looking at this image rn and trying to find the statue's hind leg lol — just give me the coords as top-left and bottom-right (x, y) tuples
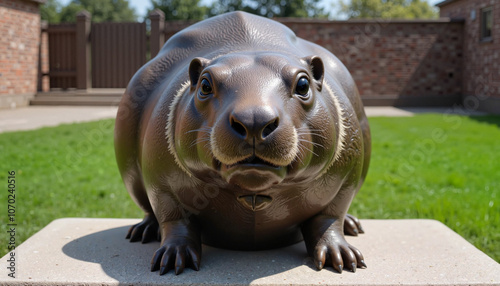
(344, 213), (364, 236)
(126, 212), (160, 243)
(123, 175), (160, 243)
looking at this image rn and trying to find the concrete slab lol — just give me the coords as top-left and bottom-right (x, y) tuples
(1, 218), (499, 285)
(0, 106), (118, 133)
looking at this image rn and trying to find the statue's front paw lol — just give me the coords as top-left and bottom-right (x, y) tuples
(150, 239), (201, 275)
(302, 215), (366, 273)
(311, 236), (366, 273)
(150, 220), (201, 275)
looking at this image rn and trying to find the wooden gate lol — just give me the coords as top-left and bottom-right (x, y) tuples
(45, 23), (77, 89)
(91, 22), (147, 88)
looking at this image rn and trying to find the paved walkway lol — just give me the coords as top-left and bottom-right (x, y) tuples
(0, 106), (118, 133)
(0, 106), (487, 133)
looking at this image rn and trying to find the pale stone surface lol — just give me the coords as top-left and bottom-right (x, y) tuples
(1, 218), (499, 285)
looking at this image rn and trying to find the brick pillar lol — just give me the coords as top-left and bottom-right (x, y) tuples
(150, 9), (165, 59)
(76, 10), (91, 90)
(38, 21), (49, 92)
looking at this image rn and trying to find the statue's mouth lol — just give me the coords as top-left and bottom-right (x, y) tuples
(237, 194), (272, 211)
(217, 155), (281, 170)
(215, 155), (286, 192)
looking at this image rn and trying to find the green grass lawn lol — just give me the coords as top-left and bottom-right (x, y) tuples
(1, 114), (499, 262)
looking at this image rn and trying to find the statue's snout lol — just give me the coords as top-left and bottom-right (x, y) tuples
(229, 106), (280, 142)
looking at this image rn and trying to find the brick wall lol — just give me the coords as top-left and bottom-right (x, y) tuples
(439, 0), (500, 113)
(281, 19), (463, 106)
(165, 18), (464, 106)
(0, 0), (41, 109)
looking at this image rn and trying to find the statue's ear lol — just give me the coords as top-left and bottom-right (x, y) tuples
(304, 55), (324, 91)
(189, 57), (210, 87)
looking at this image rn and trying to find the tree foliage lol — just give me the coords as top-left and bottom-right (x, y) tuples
(41, 0), (437, 23)
(209, 0), (249, 16)
(40, 0), (62, 23)
(40, 0), (137, 23)
(209, 0), (329, 18)
(339, 0), (438, 19)
(150, 0), (208, 20)
(149, 0), (329, 20)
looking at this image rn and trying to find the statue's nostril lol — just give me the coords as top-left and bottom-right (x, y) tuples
(230, 117), (247, 138)
(262, 118), (279, 139)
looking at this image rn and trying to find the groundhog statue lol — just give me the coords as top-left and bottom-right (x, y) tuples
(115, 11), (371, 275)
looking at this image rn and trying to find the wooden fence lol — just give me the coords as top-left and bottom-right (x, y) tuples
(91, 22), (146, 88)
(41, 11), (146, 90)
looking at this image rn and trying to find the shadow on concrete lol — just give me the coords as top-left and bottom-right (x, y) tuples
(62, 225), (316, 285)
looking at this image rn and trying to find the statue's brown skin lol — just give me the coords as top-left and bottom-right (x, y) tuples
(115, 11), (371, 275)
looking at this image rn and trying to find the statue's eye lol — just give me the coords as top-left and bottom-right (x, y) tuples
(295, 77), (310, 98)
(200, 78), (213, 96)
